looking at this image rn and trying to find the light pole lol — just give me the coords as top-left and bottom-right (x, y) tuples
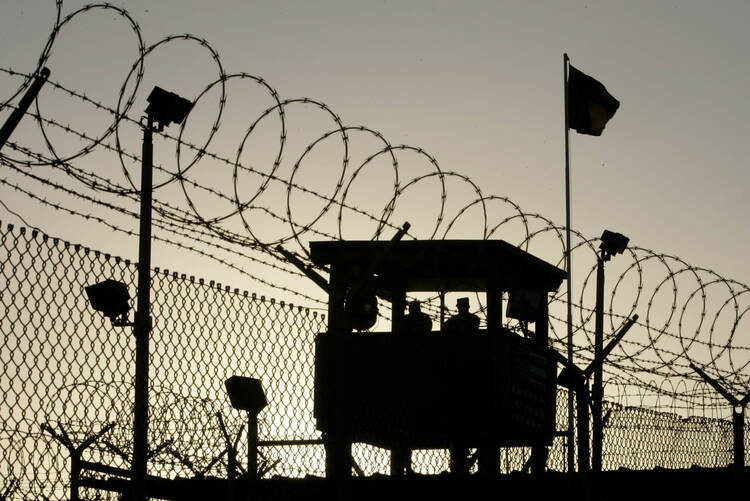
(592, 229), (629, 474)
(225, 376), (268, 490)
(130, 86), (192, 501)
(85, 88), (191, 500)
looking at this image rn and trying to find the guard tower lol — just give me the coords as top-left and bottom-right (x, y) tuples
(310, 239), (566, 478)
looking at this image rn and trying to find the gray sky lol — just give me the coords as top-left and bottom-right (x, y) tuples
(2, 1), (749, 380)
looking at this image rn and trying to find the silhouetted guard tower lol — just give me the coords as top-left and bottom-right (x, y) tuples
(310, 239), (566, 478)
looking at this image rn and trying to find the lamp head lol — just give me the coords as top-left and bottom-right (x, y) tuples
(599, 230), (629, 259)
(145, 86), (193, 129)
(225, 376), (267, 415)
(85, 280), (130, 323)
(506, 288), (542, 322)
(557, 367), (582, 390)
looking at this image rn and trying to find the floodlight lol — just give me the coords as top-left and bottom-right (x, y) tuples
(556, 367), (581, 391)
(225, 376), (267, 484)
(599, 230), (629, 258)
(506, 288), (542, 322)
(145, 86), (193, 129)
(85, 279), (130, 324)
(225, 376), (267, 415)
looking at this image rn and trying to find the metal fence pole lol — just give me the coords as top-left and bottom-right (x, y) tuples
(248, 411), (258, 484)
(132, 117), (154, 501)
(690, 363), (750, 469)
(592, 254), (605, 473)
(733, 407), (745, 468)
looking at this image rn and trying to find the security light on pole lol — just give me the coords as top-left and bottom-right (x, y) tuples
(126, 86), (193, 501)
(592, 228), (629, 474)
(225, 376), (267, 484)
(84, 85), (193, 501)
(85, 279), (133, 327)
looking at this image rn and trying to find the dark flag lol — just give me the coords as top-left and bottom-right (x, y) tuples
(567, 65), (620, 136)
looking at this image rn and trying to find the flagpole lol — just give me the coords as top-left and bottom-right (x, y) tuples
(563, 52), (575, 474)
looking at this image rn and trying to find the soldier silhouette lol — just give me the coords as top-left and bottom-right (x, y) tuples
(443, 297), (479, 334)
(403, 300), (432, 334)
(443, 297), (480, 473)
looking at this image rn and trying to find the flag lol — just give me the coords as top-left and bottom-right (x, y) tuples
(567, 64), (620, 136)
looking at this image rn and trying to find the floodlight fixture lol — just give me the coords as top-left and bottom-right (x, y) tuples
(85, 279), (132, 326)
(225, 376), (267, 483)
(145, 86), (193, 130)
(225, 376), (268, 415)
(123, 84), (195, 501)
(591, 228), (629, 473)
(506, 288), (543, 322)
(556, 366), (581, 391)
(599, 229), (629, 260)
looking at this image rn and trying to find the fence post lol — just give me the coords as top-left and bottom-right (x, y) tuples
(576, 381), (590, 474)
(690, 363), (750, 468)
(248, 410), (259, 485)
(592, 254), (605, 473)
(733, 406), (745, 468)
(41, 422), (114, 501)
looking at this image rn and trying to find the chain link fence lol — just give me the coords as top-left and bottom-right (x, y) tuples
(0, 222), (746, 499)
(0, 222), (326, 499)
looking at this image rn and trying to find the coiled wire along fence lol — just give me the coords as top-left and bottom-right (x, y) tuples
(0, 222), (746, 500)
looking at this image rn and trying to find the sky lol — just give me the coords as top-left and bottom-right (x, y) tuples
(1, 1), (750, 384)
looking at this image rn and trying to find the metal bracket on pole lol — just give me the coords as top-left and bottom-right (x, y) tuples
(275, 245), (330, 293)
(690, 363), (750, 468)
(0, 68), (50, 151)
(583, 314), (639, 380)
(276, 221), (411, 302)
(554, 313), (638, 475)
(589, 312), (638, 474)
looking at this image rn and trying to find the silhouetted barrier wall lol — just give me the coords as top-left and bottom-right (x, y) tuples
(0, 222), (746, 500)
